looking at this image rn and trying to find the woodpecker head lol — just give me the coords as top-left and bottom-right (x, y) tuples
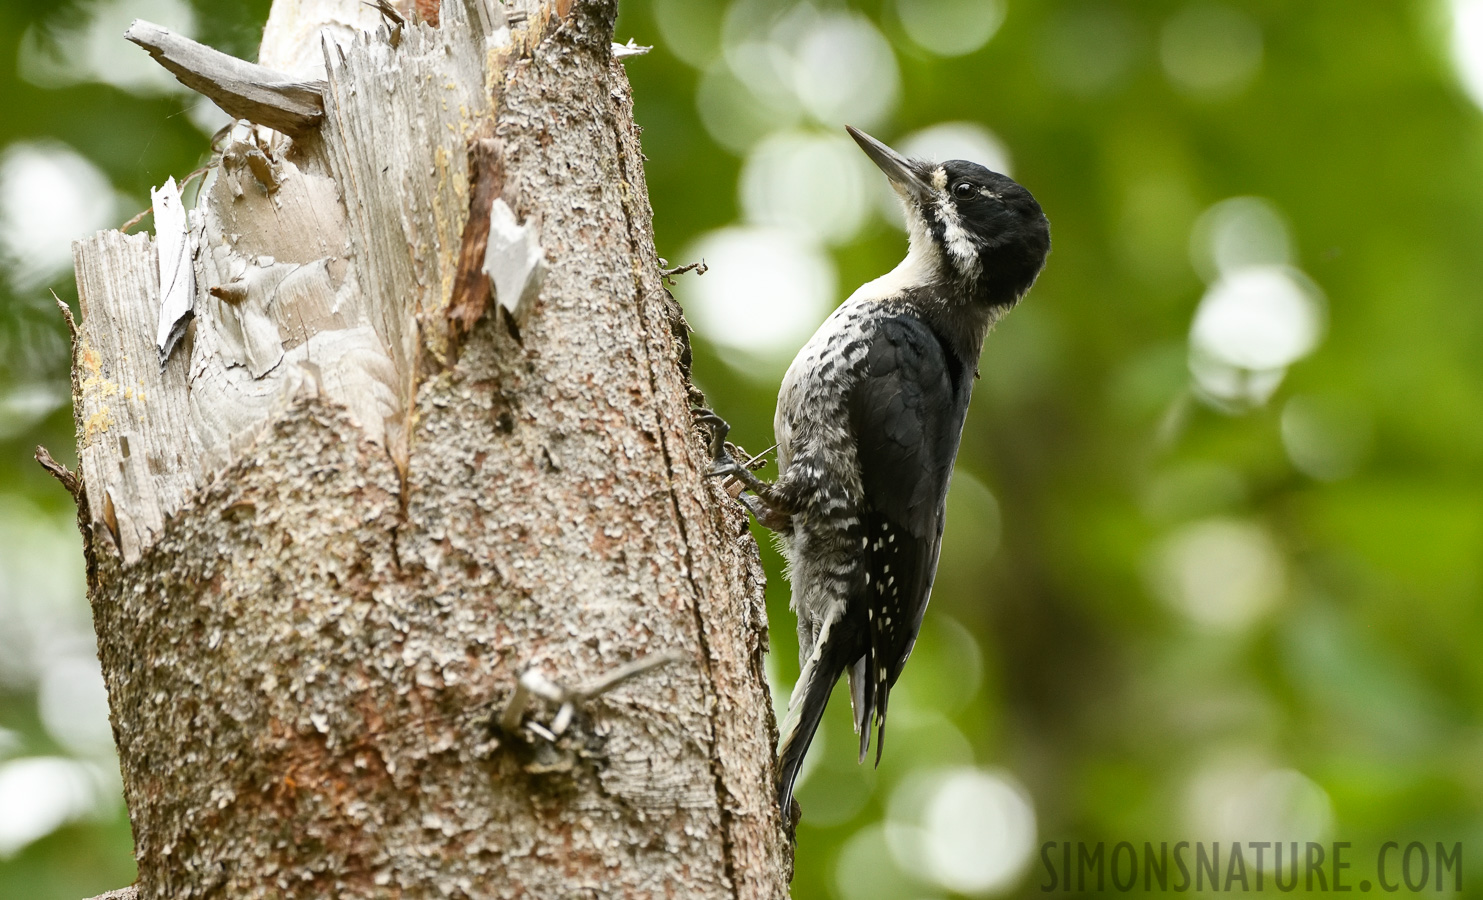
(847, 126), (1050, 305)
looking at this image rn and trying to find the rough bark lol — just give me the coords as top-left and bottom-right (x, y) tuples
(66, 1), (790, 897)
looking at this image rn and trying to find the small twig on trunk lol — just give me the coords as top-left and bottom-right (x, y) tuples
(50, 290), (77, 339)
(35, 446), (82, 503)
(659, 258), (707, 286)
(499, 649), (685, 737)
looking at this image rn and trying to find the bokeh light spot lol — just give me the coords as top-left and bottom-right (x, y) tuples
(1281, 393), (1374, 481)
(740, 130), (874, 245)
(835, 823), (930, 900)
(697, 60), (798, 155)
(894, 0), (1006, 58)
(677, 226), (835, 358)
(1188, 265), (1324, 408)
(0, 757), (109, 858)
(18, 0), (199, 96)
(1160, 3), (1263, 98)
(0, 499), (92, 691)
(39, 656), (115, 758)
(652, 0), (725, 68)
(791, 12), (901, 129)
(1449, 0), (1483, 111)
(1151, 518), (1286, 630)
(887, 767), (1037, 895)
(1190, 196), (1291, 283)
(1186, 757), (1333, 849)
(0, 142), (120, 293)
(1190, 266), (1323, 371)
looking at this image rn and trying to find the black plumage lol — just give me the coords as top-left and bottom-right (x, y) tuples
(697, 126), (1051, 827)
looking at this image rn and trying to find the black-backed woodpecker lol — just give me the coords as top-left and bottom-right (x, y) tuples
(697, 126), (1051, 824)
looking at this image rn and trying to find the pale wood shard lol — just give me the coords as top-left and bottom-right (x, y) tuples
(125, 20), (327, 136)
(150, 177), (194, 366)
(612, 38), (652, 59)
(483, 197), (547, 329)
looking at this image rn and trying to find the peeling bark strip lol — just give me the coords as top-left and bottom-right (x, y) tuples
(446, 138), (504, 343)
(70, 0), (789, 897)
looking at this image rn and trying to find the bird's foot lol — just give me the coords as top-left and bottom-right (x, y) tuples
(692, 408), (741, 473)
(691, 408), (793, 532)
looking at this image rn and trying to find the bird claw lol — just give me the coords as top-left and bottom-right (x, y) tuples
(691, 407), (738, 473)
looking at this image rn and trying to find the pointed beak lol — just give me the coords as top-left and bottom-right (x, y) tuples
(846, 125), (933, 203)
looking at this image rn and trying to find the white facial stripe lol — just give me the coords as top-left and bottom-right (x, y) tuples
(934, 193), (981, 280)
(856, 164), (989, 296)
(979, 187), (1001, 200)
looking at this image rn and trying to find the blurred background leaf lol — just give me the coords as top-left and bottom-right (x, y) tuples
(2, 1), (1481, 897)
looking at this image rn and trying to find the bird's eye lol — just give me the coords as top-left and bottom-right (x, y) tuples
(952, 182), (976, 200)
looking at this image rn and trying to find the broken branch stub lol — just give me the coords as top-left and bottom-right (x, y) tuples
(125, 20), (326, 136)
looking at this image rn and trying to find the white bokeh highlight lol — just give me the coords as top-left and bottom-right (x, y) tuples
(741, 130), (875, 245)
(1151, 518), (1286, 631)
(1450, 0), (1483, 110)
(18, 0), (198, 96)
(1186, 756), (1334, 851)
(39, 656), (116, 758)
(0, 499), (123, 856)
(0, 142), (121, 292)
(0, 499), (93, 690)
(895, 0), (1006, 58)
(792, 12), (900, 128)
(1191, 266), (1324, 372)
(678, 226), (835, 357)
(1189, 196), (1290, 283)
(0, 757), (115, 857)
(1189, 266), (1325, 406)
(0, 383), (69, 442)
(700, 3), (900, 154)
(887, 767), (1037, 896)
(1185, 198), (1323, 408)
(835, 824), (924, 900)
(651, 0), (724, 68)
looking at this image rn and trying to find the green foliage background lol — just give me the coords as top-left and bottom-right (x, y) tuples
(1, 1), (1480, 897)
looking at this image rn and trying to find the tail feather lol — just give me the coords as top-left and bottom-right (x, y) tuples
(777, 630), (851, 817)
(873, 686), (890, 765)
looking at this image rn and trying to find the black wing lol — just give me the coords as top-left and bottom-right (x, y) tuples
(846, 313), (967, 762)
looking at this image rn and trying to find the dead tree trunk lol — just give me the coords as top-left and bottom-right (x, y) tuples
(62, 1), (789, 896)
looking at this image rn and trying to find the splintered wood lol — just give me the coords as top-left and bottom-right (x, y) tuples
(74, 0), (515, 562)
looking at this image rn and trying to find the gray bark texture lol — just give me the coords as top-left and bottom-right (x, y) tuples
(63, 0), (791, 897)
